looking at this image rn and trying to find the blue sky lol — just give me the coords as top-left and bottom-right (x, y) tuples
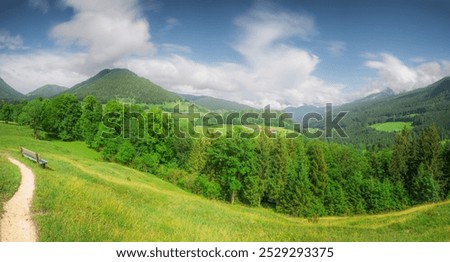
(0, 0), (449, 108)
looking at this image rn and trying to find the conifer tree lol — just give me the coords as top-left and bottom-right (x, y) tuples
(266, 135), (289, 204)
(390, 127), (411, 183)
(411, 163), (440, 204)
(416, 124), (443, 198)
(307, 141), (328, 200)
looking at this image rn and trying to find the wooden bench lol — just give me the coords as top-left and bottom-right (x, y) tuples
(19, 146), (48, 168)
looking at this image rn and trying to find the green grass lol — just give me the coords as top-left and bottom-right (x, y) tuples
(0, 123), (449, 241)
(370, 122), (413, 132)
(0, 154), (21, 214)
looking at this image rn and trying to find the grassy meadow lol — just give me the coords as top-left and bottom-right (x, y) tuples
(0, 123), (449, 241)
(0, 153), (20, 214)
(193, 124), (297, 137)
(370, 122), (413, 132)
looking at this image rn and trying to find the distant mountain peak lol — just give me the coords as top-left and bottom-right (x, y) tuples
(381, 87), (395, 95)
(66, 68), (181, 104)
(99, 68), (136, 75)
(353, 87), (396, 104)
(27, 84), (68, 98)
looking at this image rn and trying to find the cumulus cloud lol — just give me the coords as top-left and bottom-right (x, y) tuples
(2, 0), (346, 108)
(50, 0), (155, 71)
(118, 3), (344, 108)
(0, 30), (25, 50)
(0, 52), (87, 93)
(1, 0), (155, 92)
(233, 4), (316, 51)
(365, 53), (450, 92)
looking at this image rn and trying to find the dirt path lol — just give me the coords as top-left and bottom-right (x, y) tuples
(0, 157), (37, 242)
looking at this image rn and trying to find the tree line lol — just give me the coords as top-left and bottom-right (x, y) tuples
(1, 95), (449, 217)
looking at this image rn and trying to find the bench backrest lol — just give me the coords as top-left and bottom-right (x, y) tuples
(19, 146), (40, 162)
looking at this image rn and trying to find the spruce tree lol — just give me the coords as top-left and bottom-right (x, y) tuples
(390, 127), (411, 184)
(411, 163), (440, 204)
(416, 124), (444, 199)
(307, 141), (328, 200)
(266, 135), (289, 205)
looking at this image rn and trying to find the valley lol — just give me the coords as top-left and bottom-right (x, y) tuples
(0, 123), (448, 241)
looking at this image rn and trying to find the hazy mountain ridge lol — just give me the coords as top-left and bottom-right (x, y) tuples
(352, 88), (396, 104)
(284, 104), (322, 123)
(0, 77), (25, 101)
(180, 94), (255, 112)
(335, 76), (450, 146)
(27, 84), (68, 99)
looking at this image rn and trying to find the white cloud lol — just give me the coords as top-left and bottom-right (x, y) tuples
(233, 3), (315, 56)
(28, 0), (50, 13)
(365, 53), (450, 92)
(2, 1), (346, 108)
(118, 3), (344, 109)
(327, 41), (346, 56)
(50, 0), (155, 71)
(0, 51), (88, 93)
(0, 30), (25, 50)
(1, 0), (155, 92)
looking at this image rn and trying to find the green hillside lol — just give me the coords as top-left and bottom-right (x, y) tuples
(27, 84), (68, 99)
(0, 123), (449, 241)
(181, 94), (255, 112)
(0, 77), (25, 102)
(66, 69), (181, 104)
(0, 154), (20, 214)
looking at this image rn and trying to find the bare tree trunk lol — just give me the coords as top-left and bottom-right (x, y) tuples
(231, 191), (236, 204)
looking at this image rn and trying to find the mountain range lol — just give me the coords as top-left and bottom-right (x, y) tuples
(352, 87), (396, 104)
(1, 68), (449, 143)
(0, 68), (254, 111)
(284, 77), (450, 146)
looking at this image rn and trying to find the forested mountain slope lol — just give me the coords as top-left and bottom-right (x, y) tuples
(0, 77), (25, 101)
(66, 68), (181, 104)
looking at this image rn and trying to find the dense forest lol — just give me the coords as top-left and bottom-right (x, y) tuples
(1, 94), (449, 217)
